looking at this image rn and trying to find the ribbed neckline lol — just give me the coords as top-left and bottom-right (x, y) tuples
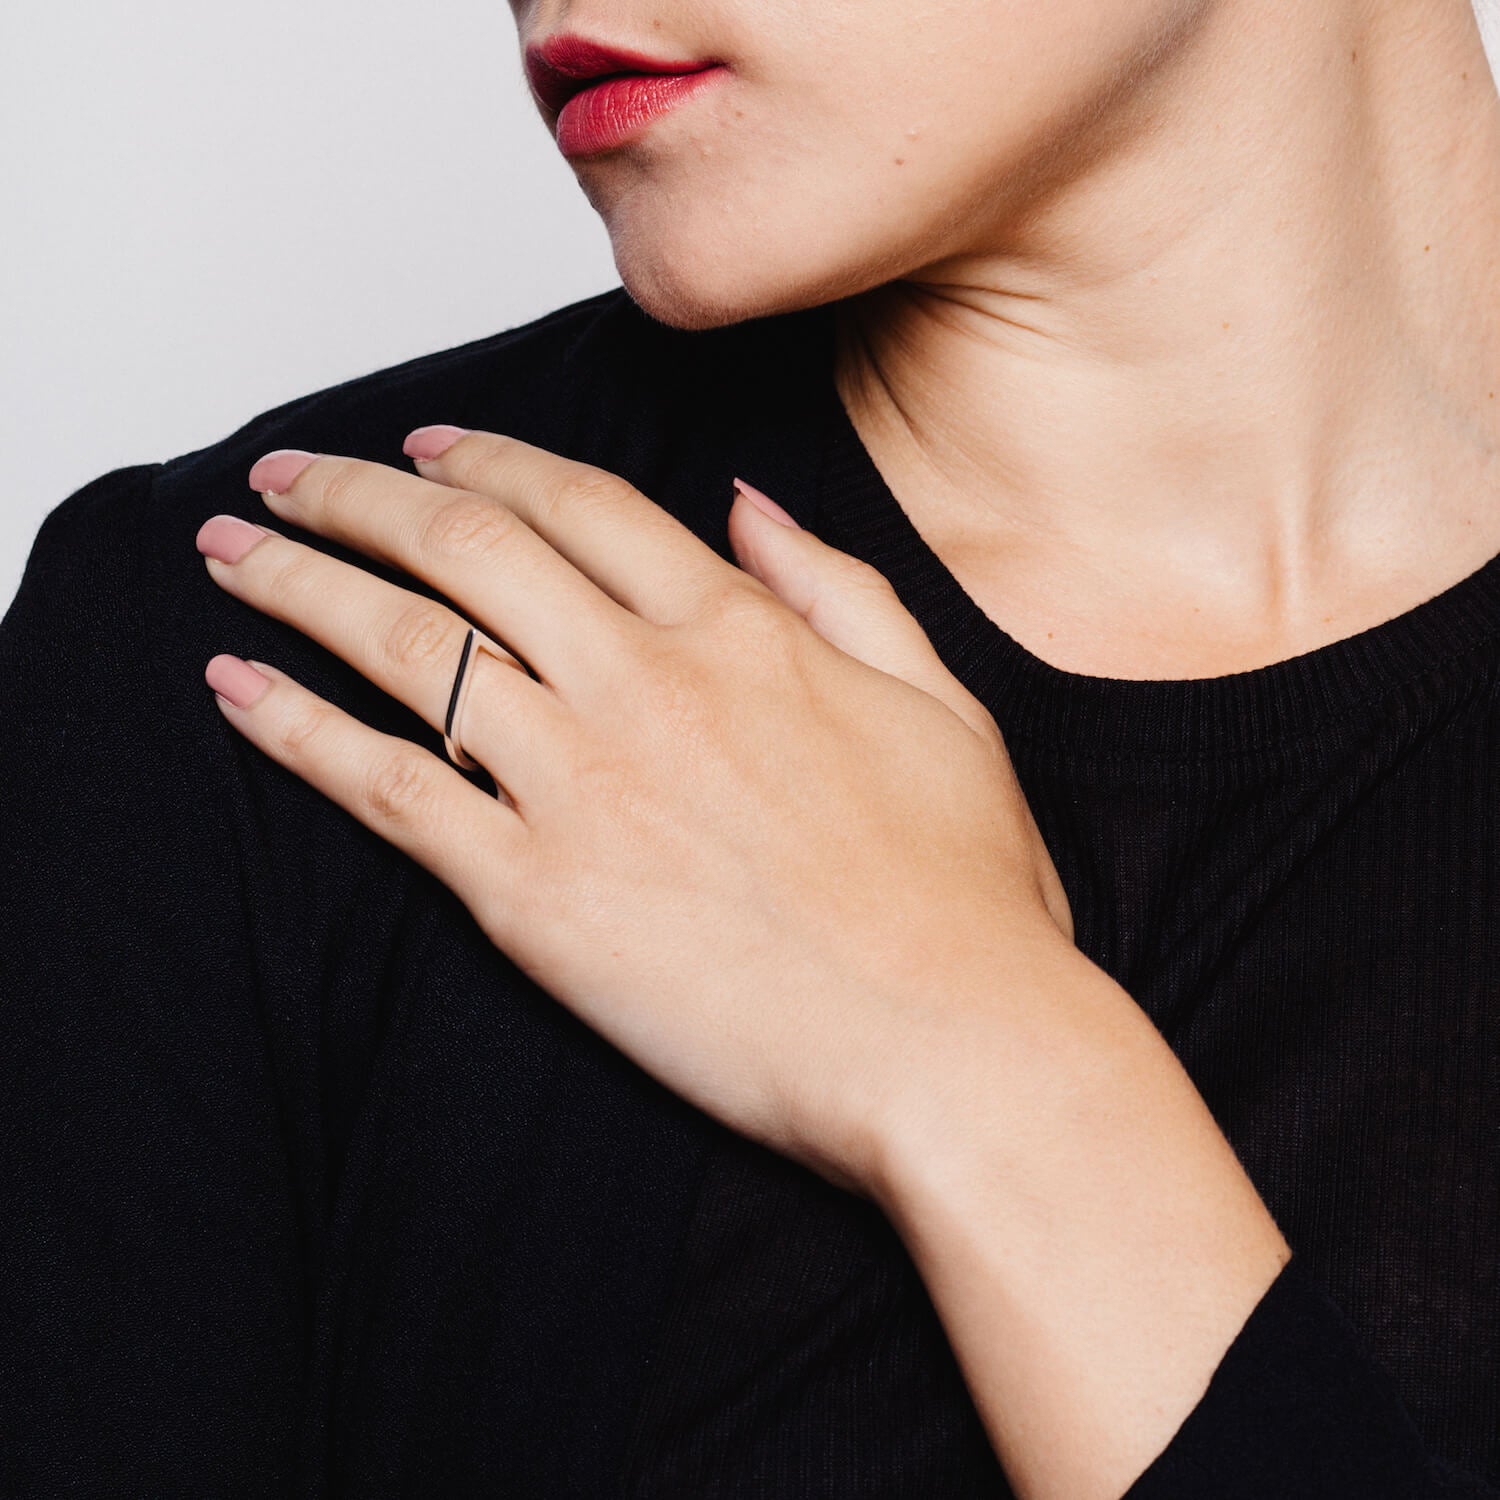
(810, 363), (1500, 760)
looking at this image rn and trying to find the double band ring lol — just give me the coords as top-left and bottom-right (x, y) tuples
(442, 625), (532, 772)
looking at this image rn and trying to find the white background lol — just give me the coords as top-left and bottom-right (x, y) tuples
(0, 0), (617, 614)
(2, 3), (1499, 614)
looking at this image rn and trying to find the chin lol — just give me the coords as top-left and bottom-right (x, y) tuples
(615, 248), (796, 332)
(608, 215), (866, 333)
(621, 272), (770, 332)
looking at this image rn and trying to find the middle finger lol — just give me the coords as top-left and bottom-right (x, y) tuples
(254, 453), (647, 692)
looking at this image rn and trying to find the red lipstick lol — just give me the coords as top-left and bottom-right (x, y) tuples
(524, 35), (726, 158)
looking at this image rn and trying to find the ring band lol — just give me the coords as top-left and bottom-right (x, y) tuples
(443, 625), (524, 771)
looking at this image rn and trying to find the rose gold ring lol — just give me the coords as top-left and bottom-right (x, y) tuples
(442, 625), (519, 772)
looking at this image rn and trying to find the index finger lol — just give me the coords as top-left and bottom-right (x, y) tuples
(406, 427), (745, 625)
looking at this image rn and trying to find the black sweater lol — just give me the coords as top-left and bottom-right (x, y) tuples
(2, 287), (1497, 1499)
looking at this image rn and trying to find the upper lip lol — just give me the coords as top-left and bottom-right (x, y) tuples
(523, 34), (719, 114)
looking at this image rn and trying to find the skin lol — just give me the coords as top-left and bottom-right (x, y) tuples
(200, 434), (1282, 1500)
(517, 0), (1500, 680)
(189, 1), (1500, 1496)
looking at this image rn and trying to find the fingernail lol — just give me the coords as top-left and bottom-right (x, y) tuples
(205, 653), (271, 709)
(404, 425), (471, 461)
(733, 477), (800, 529)
(197, 514), (271, 564)
(249, 449), (318, 494)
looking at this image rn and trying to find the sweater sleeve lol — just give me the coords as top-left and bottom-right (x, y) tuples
(0, 465), (303, 1496)
(1122, 1252), (1496, 1498)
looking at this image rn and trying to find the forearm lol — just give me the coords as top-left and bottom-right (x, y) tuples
(868, 936), (1290, 1500)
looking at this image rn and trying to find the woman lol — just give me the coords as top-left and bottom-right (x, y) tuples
(3, 1), (1497, 1495)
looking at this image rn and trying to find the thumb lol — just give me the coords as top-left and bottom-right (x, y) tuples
(728, 478), (994, 741)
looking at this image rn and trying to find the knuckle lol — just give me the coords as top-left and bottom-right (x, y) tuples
(424, 493), (513, 563)
(363, 746), (434, 823)
(315, 459), (365, 519)
(545, 468), (632, 525)
(449, 433), (518, 492)
(843, 553), (897, 596)
(262, 546), (324, 611)
(438, 429), (507, 480)
(274, 697), (339, 761)
(380, 599), (458, 677)
(704, 582), (801, 647)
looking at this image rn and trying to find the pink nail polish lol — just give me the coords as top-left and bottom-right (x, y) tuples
(205, 653), (271, 709)
(248, 449), (318, 494)
(733, 477), (800, 529)
(404, 425), (471, 461)
(197, 514), (270, 564)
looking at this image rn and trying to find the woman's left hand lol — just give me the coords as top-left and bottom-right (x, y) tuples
(197, 425), (1081, 1200)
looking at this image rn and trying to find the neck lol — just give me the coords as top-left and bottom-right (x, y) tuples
(834, 0), (1500, 677)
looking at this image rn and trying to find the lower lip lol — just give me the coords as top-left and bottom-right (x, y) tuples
(556, 67), (726, 158)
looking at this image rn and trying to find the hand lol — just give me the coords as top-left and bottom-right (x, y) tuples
(196, 427), (1077, 1199)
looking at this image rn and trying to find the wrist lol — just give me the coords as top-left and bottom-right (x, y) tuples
(864, 933), (1150, 1221)
(872, 939), (1285, 1267)
(863, 941), (1290, 1498)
